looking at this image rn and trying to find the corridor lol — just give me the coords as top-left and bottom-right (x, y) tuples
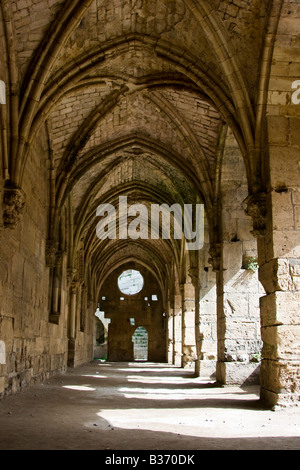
(0, 362), (299, 451)
(1, 0), (300, 411)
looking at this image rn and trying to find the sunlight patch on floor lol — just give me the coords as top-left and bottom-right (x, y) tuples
(62, 385), (97, 391)
(118, 387), (221, 400)
(125, 376), (215, 385)
(96, 407), (300, 439)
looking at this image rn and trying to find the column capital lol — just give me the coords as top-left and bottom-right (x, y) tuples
(67, 268), (77, 286)
(208, 243), (221, 271)
(188, 267), (199, 287)
(2, 182), (26, 229)
(244, 192), (267, 237)
(45, 239), (59, 268)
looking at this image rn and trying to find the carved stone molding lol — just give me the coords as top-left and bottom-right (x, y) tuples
(70, 280), (80, 296)
(208, 243), (221, 272)
(244, 192), (267, 237)
(3, 184), (26, 229)
(46, 240), (59, 268)
(67, 268), (77, 285)
(188, 267), (199, 287)
(77, 248), (85, 283)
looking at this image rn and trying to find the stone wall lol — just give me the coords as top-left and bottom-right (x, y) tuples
(0, 124), (95, 397)
(0, 127), (69, 397)
(99, 263), (167, 363)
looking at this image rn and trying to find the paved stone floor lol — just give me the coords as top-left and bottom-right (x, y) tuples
(0, 361), (299, 451)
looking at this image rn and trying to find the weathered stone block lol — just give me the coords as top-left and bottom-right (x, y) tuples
(260, 258), (287, 293)
(260, 291), (300, 326)
(184, 326), (196, 345)
(223, 294), (249, 318)
(270, 146), (300, 189)
(261, 323), (300, 360)
(216, 361), (260, 385)
(0, 377), (5, 395)
(267, 115), (289, 145)
(290, 117), (300, 146)
(260, 359), (300, 407)
(272, 191), (294, 231)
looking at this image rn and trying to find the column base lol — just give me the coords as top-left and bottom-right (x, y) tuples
(199, 360), (217, 379)
(182, 345), (196, 368)
(173, 353), (182, 367)
(216, 360), (260, 385)
(68, 338), (76, 367)
(260, 388), (300, 409)
(260, 359), (300, 408)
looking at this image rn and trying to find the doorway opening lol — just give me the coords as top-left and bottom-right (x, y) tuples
(132, 326), (148, 361)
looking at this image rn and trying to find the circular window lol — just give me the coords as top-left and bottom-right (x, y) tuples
(118, 269), (144, 295)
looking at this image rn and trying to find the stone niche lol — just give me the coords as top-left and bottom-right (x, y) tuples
(99, 263), (167, 363)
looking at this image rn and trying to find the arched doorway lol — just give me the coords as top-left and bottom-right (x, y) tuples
(132, 327), (148, 361)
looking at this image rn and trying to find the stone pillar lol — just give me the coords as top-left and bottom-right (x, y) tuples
(213, 241), (262, 385)
(259, 255), (300, 407)
(189, 267), (202, 377)
(199, 265), (217, 378)
(167, 299), (173, 364)
(80, 285), (87, 332)
(69, 285), (77, 338)
(181, 281), (196, 369)
(213, 124), (263, 385)
(258, 2), (300, 406)
(252, 189), (300, 407)
(68, 283), (77, 366)
(173, 293), (182, 366)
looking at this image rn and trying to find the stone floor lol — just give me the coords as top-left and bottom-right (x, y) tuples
(0, 361), (299, 451)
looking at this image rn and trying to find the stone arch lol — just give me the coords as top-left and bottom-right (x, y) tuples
(132, 326), (149, 361)
(15, 31), (251, 193)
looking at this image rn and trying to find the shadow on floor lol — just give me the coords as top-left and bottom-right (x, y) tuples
(0, 361), (299, 450)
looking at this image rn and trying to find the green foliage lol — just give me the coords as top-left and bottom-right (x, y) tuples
(245, 257), (258, 273)
(250, 352), (261, 363)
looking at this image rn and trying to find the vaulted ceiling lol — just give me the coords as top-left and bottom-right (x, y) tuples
(0, 0), (277, 292)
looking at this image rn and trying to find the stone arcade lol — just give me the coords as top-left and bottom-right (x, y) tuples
(0, 0), (299, 421)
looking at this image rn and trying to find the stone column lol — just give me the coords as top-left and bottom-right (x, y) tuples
(251, 189), (300, 407)
(199, 265), (217, 378)
(212, 241), (262, 385)
(259, 254), (300, 407)
(68, 283), (77, 366)
(258, 3), (300, 406)
(181, 281), (196, 369)
(80, 285), (87, 332)
(173, 293), (182, 366)
(189, 267), (202, 377)
(69, 284), (77, 338)
(167, 299), (173, 364)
